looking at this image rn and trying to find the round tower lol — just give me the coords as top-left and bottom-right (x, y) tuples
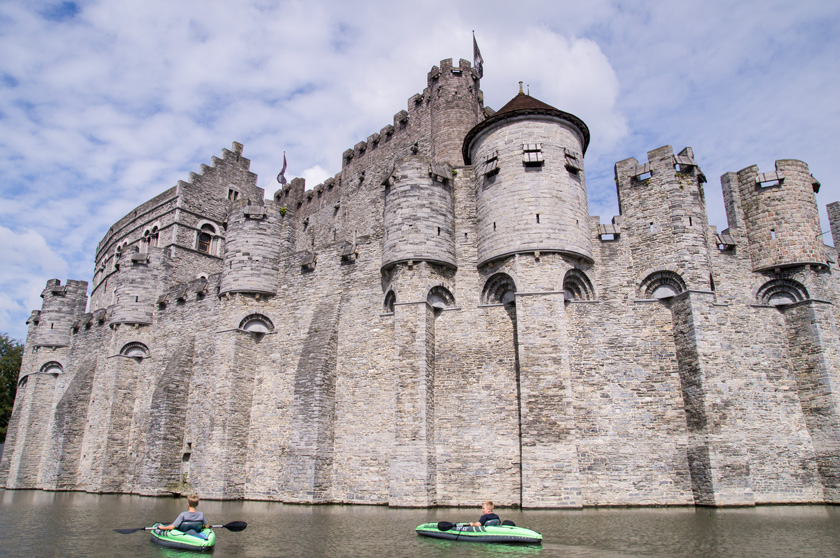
(428, 58), (486, 167)
(31, 279), (88, 347)
(219, 199), (287, 296)
(463, 91), (592, 267)
(382, 156), (456, 271)
(110, 249), (160, 325)
(735, 159), (824, 272)
(614, 145), (713, 290)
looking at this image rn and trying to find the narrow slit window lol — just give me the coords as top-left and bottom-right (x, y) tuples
(771, 229), (776, 239)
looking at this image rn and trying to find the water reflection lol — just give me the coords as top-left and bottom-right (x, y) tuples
(2, 490), (840, 557)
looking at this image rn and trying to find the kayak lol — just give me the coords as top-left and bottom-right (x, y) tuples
(416, 521), (542, 544)
(150, 523), (216, 550)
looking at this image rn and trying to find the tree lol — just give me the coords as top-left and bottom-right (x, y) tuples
(0, 333), (24, 443)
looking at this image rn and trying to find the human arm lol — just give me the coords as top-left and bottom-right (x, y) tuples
(158, 512), (187, 530)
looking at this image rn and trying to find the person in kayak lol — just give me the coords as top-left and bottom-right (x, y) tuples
(469, 501), (500, 527)
(158, 493), (209, 538)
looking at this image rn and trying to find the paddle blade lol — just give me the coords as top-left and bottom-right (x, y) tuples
(113, 527), (146, 534)
(209, 521), (247, 532)
(437, 521), (455, 531)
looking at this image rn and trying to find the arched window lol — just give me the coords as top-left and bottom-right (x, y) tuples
(384, 290), (396, 313)
(563, 269), (595, 301)
(481, 273), (516, 305)
(39, 361), (64, 375)
(427, 286), (455, 310)
(239, 314), (274, 333)
(115, 242), (125, 269)
(120, 342), (150, 361)
(640, 270), (686, 300)
(142, 225), (160, 251)
(197, 224), (216, 254)
(756, 278), (808, 307)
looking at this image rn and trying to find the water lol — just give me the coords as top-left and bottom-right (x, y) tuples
(2, 490), (840, 557)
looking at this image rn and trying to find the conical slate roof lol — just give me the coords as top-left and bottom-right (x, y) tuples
(462, 90), (590, 164)
(495, 91), (561, 114)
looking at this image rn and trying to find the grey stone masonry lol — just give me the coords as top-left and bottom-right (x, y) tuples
(219, 199), (288, 296)
(382, 156), (456, 270)
(4, 57), (840, 509)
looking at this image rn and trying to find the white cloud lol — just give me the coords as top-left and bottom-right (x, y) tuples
(0, 226), (69, 340)
(0, 0), (838, 341)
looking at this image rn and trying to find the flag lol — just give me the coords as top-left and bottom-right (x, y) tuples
(277, 152), (287, 185)
(473, 31), (484, 79)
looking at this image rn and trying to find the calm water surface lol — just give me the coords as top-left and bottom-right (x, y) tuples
(2, 490), (840, 557)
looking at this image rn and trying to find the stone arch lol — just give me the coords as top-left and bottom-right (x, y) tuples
(239, 313), (275, 333)
(426, 285), (455, 310)
(756, 278), (809, 306)
(384, 290), (396, 313)
(563, 268), (595, 301)
(196, 221), (221, 255)
(120, 342), (149, 360)
(142, 222), (161, 250)
(481, 273), (517, 305)
(39, 361), (64, 375)
(640, 270), (687, 299)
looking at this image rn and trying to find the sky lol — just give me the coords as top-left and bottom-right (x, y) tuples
(1, 0), (838, 342)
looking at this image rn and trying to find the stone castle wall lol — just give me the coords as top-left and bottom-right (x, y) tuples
(3, 57), (840, 508)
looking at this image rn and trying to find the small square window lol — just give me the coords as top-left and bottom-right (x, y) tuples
(522, 143), (544, 166)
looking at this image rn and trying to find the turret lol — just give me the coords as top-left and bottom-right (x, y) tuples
(30, 279), (88, 347)
(721, 159), (823, 272)
(219, 199), (288, 296)
(464, 91), (592, 267)
(382, 156), (456, 271)
(110, 248), (161, 325)
(428, 58), (485, 166)
(615, 146), (712, 290)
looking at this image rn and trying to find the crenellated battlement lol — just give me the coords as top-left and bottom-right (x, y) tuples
(29, 279), (88, 348)
(722, 158), (824, 272)
(336, 58), (484, 178)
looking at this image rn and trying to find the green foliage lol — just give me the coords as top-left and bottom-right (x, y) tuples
(279, 205), (287, 216)
(0, 333), (24, 443)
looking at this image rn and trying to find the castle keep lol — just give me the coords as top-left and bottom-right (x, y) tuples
(4, 57), (840, 508)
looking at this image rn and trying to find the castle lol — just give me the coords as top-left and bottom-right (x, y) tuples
(3, 57), (840, 508)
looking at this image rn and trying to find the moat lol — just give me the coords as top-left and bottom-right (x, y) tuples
(2, 490), (839, 557)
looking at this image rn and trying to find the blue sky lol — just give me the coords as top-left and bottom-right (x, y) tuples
(1, 0), (838, 341)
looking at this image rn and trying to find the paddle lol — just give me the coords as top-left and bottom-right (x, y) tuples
(114, 521), (247, 534)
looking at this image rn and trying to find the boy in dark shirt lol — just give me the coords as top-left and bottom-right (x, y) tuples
(469, 501), (500, 527)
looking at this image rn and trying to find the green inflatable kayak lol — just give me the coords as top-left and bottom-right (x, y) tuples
(150, 523), (216, 550)
(416, 521), (542, 544)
